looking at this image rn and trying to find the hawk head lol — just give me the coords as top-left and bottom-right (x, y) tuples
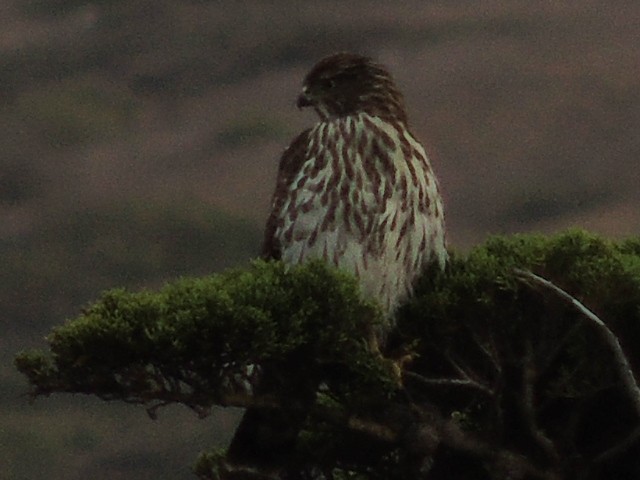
(297, 53), (408, 124)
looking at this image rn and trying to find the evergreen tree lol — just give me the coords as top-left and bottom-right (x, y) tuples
(16, 230), (640, 479)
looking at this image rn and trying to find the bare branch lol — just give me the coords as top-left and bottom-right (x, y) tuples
(593, 424), (640, 465)
(413, 405), (561, 480)
(310, 402), (398, 442)
(513, 268), (640, 418)
(445, 352), (495, 396)
(346, 416), (398, 442)
(536, 317), (584, 381)
(470, 330), (502, 376)
(405, 371), (494, 396)
(522, 339), (560, 463)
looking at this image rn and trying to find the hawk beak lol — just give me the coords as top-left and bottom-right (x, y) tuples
(296, 92), (313, 109)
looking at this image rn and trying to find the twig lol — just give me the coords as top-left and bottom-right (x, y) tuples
(536, 316), (584, 383)
(345, 415), (397, 442)
(513, 268), (640, 418)
(413, 404), (561, 480)
(445, 352), (495, 396)
(593, 424), (640, 465)
(470, 330), (502, 376)
(88, 385), (281, 415)
(522, 339), (559, 463)
(311, 402), (397, 442)
(405, 371), (494, 396)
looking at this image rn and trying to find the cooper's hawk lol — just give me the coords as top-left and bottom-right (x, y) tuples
(264, 52), (446, 319)
(226, 52), (447, 476)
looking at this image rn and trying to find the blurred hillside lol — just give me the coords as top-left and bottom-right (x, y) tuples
(2, 0), (639, 479)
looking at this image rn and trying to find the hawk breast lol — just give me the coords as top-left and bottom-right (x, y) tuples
(270, 113), (446, 318)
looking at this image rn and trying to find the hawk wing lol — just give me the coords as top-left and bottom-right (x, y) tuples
(262, 128), (312, 260)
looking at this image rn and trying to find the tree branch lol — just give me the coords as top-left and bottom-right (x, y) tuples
(513, 268), (640, 418)
(593, 424), (640, 465)
(522, 339), (560, 463)
(412, 404), (561, 480)
(470, 330), (502, 377)
(404, 371), (494, 396)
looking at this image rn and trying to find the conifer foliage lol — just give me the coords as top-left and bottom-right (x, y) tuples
(16, 230), (640, 479)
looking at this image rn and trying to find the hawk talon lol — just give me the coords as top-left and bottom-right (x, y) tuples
(382, 351), (418, 388)
(366, 326), (416, 387)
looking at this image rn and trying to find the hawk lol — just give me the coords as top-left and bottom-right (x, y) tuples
(226, 52), (447, 476)
(264, 52), (446, 319)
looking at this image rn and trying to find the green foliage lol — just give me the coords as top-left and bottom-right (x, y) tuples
(14, 229), (640, 479)
(16, 260), (387, 409)
(393, 230), (640, 478)
(194, 448), (227, 480)
(404, 230), (640, 355)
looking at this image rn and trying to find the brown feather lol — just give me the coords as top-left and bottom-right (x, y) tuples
(228, 53), (448, 476)
(261, 128), (312, 259)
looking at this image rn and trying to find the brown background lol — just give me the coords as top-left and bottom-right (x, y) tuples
(2, 1), (639, 478)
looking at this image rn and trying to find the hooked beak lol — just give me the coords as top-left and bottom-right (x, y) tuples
(296, 91), (313, 109)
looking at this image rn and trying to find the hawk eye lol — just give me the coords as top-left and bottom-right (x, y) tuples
(321, 78), (336, 90)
